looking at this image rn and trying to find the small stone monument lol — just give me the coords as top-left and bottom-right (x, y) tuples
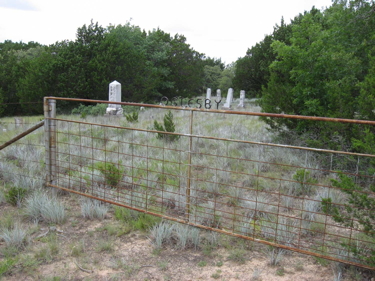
(206, 88), (211, 100)
(14, 117), (23, 127)
(106, 80), (123, 116)
(216, 89), (221, 101)
(238, 90), (245, 108)
(222, 88), (234, 109)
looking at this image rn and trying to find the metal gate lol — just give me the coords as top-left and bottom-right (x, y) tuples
(44, 97), (375, 270)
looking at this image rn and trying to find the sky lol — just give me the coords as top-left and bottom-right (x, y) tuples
(0, 0), (333, 64)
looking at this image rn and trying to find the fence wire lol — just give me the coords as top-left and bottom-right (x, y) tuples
(43, 97), (375, 270)
(0, 115), (46, 194)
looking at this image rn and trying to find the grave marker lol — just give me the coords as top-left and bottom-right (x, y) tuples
(238, 90), (245, 108)
(106, 80), (123, 116)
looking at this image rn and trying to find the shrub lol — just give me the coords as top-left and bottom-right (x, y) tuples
(94, 162), (124, 187)
(292, 169), (317, 196)
(0, 258), (17, 277)
(114, 206), (161, 231)
(4, 186), (28, 206)
(321, 173), (375, 266)
(153, 111), (179, 142)
(71, 103), (107, 117)
(125, 111), (139, 123)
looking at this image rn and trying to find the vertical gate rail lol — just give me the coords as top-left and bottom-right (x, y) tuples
(44, 97), (375, 270)
(44, 97), (56, 190)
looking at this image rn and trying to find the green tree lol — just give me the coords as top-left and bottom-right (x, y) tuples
(260, 4), (373, 149)
(203, 65), (222, 91)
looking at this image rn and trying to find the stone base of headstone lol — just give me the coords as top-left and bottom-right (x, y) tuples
(105, 107), (123, 117)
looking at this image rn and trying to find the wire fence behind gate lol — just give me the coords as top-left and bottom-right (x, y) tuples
(44, 97), (375, 270)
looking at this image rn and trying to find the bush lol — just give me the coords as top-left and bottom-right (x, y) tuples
(125, 111), (139, 123)
(153, 111), (179, 142)
(94, 161), (124, 187)
(0, 258), (17, 277)
(71, 103), (107, 117)
(114, 206), (160, 231)
(292, 169), (317, 196)
(4, 186), (28, 206)
(321, 173), (375, 266)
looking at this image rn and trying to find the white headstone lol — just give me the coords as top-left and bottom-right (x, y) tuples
(206, 88), (212, 100)
(216, 89), (221, 101)
(222, 88), (234, 109)
(106, 80), (123, 115)
(238, 90), (245, 108)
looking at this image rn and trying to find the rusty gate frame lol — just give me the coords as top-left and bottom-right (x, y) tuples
(44, 97), (375, 270)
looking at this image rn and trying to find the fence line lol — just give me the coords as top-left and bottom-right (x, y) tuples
(40, 97), (375, 270)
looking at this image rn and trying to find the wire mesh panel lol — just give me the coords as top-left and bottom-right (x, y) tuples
(45, 97), (375, 270)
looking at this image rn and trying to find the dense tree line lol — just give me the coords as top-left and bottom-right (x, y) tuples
(235, 0), (375, 152)
(0, 21), (227, 115)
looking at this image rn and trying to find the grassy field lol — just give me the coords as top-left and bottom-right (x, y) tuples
(0, 100), (374, 280)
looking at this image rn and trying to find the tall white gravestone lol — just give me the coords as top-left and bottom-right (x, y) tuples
(222, 88), (234, 109)
(106, 80), (123, 116)
(206, 88), (212, 100)
(238, 90), (245, 107)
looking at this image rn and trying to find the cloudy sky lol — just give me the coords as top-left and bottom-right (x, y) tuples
(0, 0), (333, 64)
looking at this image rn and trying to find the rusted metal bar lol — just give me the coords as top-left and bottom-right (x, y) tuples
(46, 180), (375, 271)
(0, 120), (44, 151)
(51, 117), (375, 158)
(44, 97), (57, 191)
(46, 96), (375, 125)
(185, 110), (194, 221)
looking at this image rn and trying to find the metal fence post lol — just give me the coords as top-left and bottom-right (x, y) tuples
(44, 97), (57, 192)
(185, 110), (194, 222)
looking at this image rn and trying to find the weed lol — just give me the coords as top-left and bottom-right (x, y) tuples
(149, 221), (174, 249)
(80, 199), (108, 220)
(96, 239), (114, 252)
(275, 267), (285, 276)
(251, 268), (263, 280)
(0, 189), (5, 204)
(292, 169), (317, 196)
(0, 223), (28, 250)
(264, 246), (286, 266)
(71, 103), (107, 116)
(94, 161), (124, 187)
(211, 269), (222, 279)
(0, 212), (15, 230)
(125, 111), (139, 123)
(24, 191), (66, 224)
(157, 261), (168, 271)
(197, 260), (207, 267)
(70, 240), (85, 257)
(114, 206), (160, 231)
(227, 248), (247, 264)
(4, 186), (28, 206)
(174, 224), (200, 250)
(0, 257), (17, 277)
(294, 261), (304, 271)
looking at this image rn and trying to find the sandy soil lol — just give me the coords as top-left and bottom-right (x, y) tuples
(1, 195), (374, 281)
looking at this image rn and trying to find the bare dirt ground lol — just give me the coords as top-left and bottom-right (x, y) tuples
(1, 193), (374, 281)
